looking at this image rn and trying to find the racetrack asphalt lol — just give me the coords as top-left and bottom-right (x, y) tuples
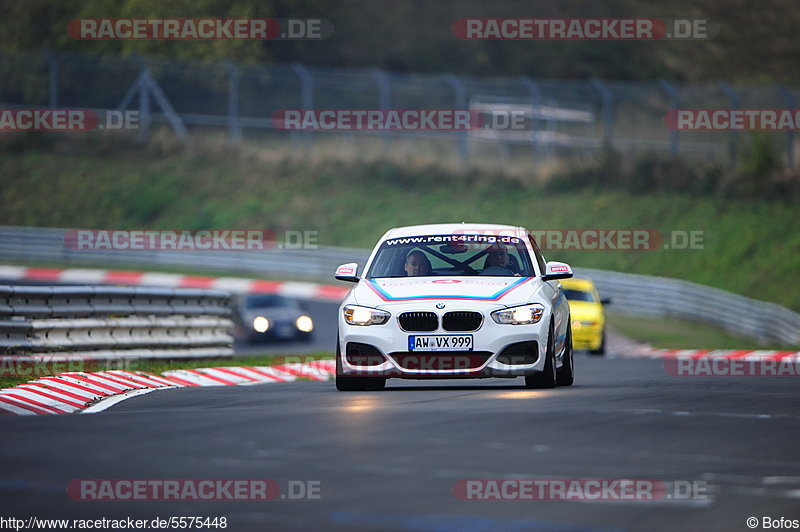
(1, 353), (799, 532)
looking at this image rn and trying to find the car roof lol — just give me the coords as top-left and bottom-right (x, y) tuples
(559, 277), (597, 291)
(383, 223), (526, 240)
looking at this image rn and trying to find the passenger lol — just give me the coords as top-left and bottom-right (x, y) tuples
(404, 250), (432, 276)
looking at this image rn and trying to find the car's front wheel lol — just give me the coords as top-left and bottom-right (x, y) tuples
(525, 320), (557, 389)
(556, 322), (574, 386)
(335, 336), (386, 391)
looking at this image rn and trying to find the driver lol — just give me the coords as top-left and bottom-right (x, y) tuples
(485, 244), (510, 269)
(404, 250), (432, 276)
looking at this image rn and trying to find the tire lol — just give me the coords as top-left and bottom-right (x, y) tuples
(335, 336), (386, 391)
(589, 331), (606, 357)
(556, 322), (574, 386)
(525, 320), (557, 389)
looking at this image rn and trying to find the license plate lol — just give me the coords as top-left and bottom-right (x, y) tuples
(408, 335), (473, 352)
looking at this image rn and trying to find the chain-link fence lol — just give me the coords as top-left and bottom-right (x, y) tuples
(2, 49), (799, 169)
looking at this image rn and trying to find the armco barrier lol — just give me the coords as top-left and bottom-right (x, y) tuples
(0, 284), (234, 360)
(0, 226), (798, 346)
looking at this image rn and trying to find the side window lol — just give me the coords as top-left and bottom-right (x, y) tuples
(528, 234), (547, 275)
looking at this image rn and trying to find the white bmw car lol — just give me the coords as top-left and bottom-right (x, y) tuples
(334, 223), (575, 391)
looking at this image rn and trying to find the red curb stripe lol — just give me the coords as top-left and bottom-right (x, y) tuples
(27, 382), (95, 401)
(272, 364), (327, 381)
(0, 393), (68, 414)
(210, 367), (260, 382)
(179, 276), (216, 289)
(185, 369), (236, 385)
(158, 375), (200, 387)
(93, 372), (149, 389)
(103, 271), (145, 284)
(23, 268), (63, 281)
(249, 280), (282, 293)
(14, 386), (84, 409)
(0, 396), (54, 415)
(66, 374), (127, 393)
(242, 366), (286, 382)
(108, 371), (165, 388)
(39, 377), (112, 396)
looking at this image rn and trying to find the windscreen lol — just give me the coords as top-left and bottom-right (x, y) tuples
(563, 289), (596, 302)
(366, 234), (535, 278)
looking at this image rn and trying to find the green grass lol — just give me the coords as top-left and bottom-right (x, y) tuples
(0, 352), (334, 390)
(2, 135), (799, 312)
(607, 313), (800, 351)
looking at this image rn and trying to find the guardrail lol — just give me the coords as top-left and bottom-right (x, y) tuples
(574, 267), (800, 346)
(0, 226), (364, 281)
(1, 226), (798, 346)
(0, 284), (234, 360)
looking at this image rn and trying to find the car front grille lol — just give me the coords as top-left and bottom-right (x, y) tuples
(398, 311), (438, 332)
(442, 311), (483, 331)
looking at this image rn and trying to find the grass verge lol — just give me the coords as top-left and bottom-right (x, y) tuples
(607, 313), (800, 351)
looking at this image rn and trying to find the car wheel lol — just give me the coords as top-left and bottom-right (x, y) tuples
(589, 331), (606, 356)
(556, 322), (574, 386)
(525, 320), (557, 389)
(335, 336), (386, 391)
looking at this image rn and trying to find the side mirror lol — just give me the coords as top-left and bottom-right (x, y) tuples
(600, 297), (612, 305)
(542, 261), (573, 281)
(335, 262), (360, 283)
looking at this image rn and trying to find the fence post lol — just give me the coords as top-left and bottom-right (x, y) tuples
(658, 79), (679, 156)
(46, 51), (58, 108)
(291, 62), (313, 152)
(776, 85), (795, 168)
(719, 82), (739, 163)
(226, 60), (241, 145)
(591, 78), (614, 149)
(370, 68), (391, 152)
(520, 76), (543, 164)
(138, 67), (151, 143)
(442, 73), (468, 164)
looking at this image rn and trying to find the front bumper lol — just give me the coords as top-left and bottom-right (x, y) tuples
(338, 303), (549, 379)
(571, 324), (602, 350)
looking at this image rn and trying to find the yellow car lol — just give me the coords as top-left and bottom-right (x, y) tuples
(559, 277), (609, 356)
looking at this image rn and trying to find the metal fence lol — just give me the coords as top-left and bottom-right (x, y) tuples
(1, 226), (798, 346)
(2, 50), (799, 167)
(0, 283), (234, 360)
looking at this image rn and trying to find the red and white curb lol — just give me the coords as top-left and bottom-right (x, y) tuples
(0, 360), (335, 416)
(0, 265), (350, 301)
(622, 346), (800, 362)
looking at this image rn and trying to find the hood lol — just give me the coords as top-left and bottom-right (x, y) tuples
(567, 300), (604, 321)
(351, 277), (544, 308)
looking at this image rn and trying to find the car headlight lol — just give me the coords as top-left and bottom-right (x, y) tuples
(296, 315), (314, 332)
(253, 316), (270, 332)
(572, 320), (598, 329)
(343, 304), (390, 326)
(491, 303), (545, 325)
